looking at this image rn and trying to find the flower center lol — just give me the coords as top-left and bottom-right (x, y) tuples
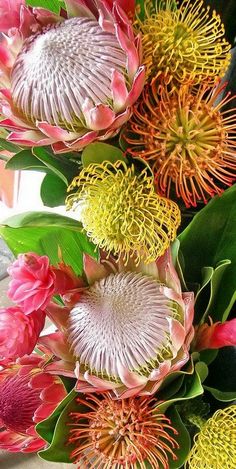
(69, 394), (179, 467)
(0, 374), (41, 433)
(68, 271), (180, 379)
(11, 18), (126, 131)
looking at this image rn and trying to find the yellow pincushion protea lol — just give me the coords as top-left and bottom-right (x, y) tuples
(66, 160), (181, 264)
(137, 0), (231, 85)
(186, 405), (236, 469)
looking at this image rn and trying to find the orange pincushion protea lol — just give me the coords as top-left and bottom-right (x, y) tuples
(68, 393), (179, 468)
(124, 81), (236, 207)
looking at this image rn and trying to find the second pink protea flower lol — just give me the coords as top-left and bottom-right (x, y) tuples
(0, 354), (67, 452)
(0, 0), (144, 153)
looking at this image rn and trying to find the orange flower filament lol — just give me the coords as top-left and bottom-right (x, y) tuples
(68, 394), (179, 468)
(124, 81), (236, 207)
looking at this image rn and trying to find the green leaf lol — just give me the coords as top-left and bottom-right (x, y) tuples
(36, 389), (77, 446)
(166, 406), (191, 469)
(38, 390), (79, 463)
(204, 385), (236, 402)
(204, 347), (236, 399)
(25, 0), (61, 13)
(194, 260), (231, 324)
(0, 139), (20, 153)
(5, 150), (49, 172)
(178, 186), (236, 321)
(82, 142), (127, 168)
(0, 211), (97, 274)
(157, 366), (204, 413)
(40, 174), (67, 207)
(33, 147), (80, 184)
(0, 154), (9, 162)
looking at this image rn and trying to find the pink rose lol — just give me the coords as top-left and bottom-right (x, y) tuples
(8, 253), (56, 314)
(0, 306), (45, 360)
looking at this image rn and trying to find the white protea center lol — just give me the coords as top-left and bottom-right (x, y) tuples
(11, 17), (127, 130)
(68, 271), (181, 379)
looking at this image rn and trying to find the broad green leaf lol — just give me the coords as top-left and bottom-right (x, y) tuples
(37, 389), (77, 445)
(40, 174), (67, 207)
(157, 366), (204, 413)
(195, 362), (208, 383)
(178, 186), (236, 320)
(194, 260), (231, 323)
(38, 390), (79, 463)
(82, 142), (127, 168)
(6, 150), (49, 172)
(204, 385), (236, 402)
(0, 211), (97, 274)
(26, 0), (61, 13)
(0, 154), (8, 162)
(0, 139), (20, 153)
(167, 406), (191, 469)
(33, 147), (79, 184)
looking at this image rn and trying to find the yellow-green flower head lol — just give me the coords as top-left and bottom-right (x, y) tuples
(186, 405), (236, 469)
(137, 0), (231, 85)
(66, 160), (181, 264)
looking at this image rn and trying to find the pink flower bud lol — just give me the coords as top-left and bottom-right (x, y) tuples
(8, 253), (56, 314)
(194, 318), (236, 351)
(0, 306), (45, 360)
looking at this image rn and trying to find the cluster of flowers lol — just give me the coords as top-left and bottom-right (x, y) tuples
(0, 0), (236, 468)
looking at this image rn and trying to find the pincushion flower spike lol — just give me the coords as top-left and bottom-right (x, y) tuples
(0, 0), (145, 153)
(124, 81), (236, 207)
(0, 354), (67, 452)
(137, 0), (230, 85)
(63, 248), (194, 398)
(68, 393), (179, 468)
(186, 405), (236, 469)
(66, 160), (181, 265)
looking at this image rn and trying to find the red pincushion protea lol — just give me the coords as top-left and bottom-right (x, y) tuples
(0, 0), (145, 153)
(0, 354), (67, 452)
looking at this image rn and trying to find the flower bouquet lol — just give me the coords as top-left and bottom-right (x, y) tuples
(0, 0), (236, 467)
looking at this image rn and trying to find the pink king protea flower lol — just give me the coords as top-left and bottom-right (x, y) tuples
(0, 354), (67, 452)
(0, 306), (45, 360)
(0, 0), (145, 153)
(59, 249), (194, 398)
